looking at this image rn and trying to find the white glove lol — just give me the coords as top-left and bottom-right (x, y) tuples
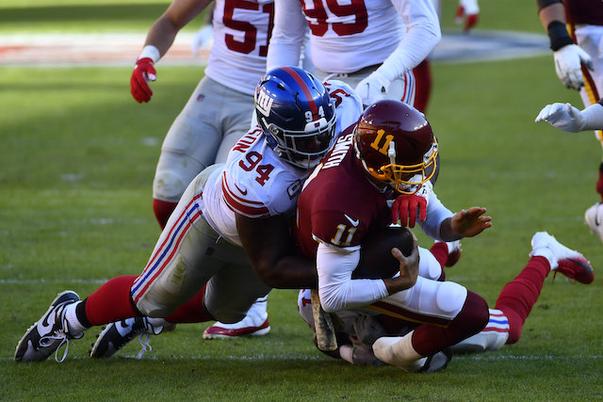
(355, 70), (391, 106)
(553, 44), (593, 90)
(535, 102), (585, 132)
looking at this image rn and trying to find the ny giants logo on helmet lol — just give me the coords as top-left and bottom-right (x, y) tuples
(256, 89), (274, 117)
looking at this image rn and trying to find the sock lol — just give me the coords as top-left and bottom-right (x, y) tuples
(153, 198), (178, 230)
(429, 242), (449, 269)
(596, 162), (603, 201)
(495, 256), (550, 344)
(82, 275), (141, 326)
(164, 286), (214, 323)
(412, 59), (432, 113)
(64, 302), (87, 334)
(410, 291), (489, 356)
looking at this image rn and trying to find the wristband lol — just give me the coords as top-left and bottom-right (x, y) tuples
(138, 45), (161, 63)
(547, 21), (574, 51)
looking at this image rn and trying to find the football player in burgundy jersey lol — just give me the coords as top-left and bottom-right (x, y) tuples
(295, 100), (497, 372)
(14, 67), (363, 363)
(297, 230), (594, 365)
(535, 0), (603, 244)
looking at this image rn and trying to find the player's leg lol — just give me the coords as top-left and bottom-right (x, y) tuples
(202, 261), (272, 338)
(15, 166), (220, 362)
(371, 277), (489, 372)
(410, 59), (432, 113)
(152, 77), (225, 228)
(429, 240), (462, 270)
(452, 232), (594, 353)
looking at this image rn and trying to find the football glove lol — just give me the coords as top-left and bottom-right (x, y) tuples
(553, 44), (593, 90)
(130, 57), (157, 103)
(535, 102), (585, 132)
(355, 70), (391, 107)
(455, 0), (479, 32)
(392, 184), (430, 228)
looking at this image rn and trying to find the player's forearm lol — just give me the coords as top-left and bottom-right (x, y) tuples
(264, 256), (318, 289)
(580, 103), (603, 130)
(266, 0), (305, 70)
(537, 1), (574, 52)
(438, 217), (463, 242)
(420, 191), (453, 240)
(143, 18), (182, 60)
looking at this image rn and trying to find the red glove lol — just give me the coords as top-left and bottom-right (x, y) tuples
(455, 0), (479, 32)
(392, 194), (427, 228)
(130, 57), (157, 103)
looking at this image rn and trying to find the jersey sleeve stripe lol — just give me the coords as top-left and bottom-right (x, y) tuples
(222, 173), (265, 206)
(222, 177), (270, 217)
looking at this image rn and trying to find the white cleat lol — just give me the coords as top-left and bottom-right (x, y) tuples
(530, 231), (584, 269)
(585, 202), (603, 243)
(203, 297), (270, 339)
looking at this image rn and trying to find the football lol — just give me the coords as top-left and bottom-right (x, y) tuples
(353, 225), (414, 279)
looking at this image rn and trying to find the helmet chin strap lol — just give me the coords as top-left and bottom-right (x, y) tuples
(388, 140), (396, 165)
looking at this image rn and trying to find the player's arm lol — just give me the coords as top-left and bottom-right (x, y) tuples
(265, 0), (306, 70)
(236, 213), (318, 289)
(535, 101), (603, 132)
(537, 0), (593, 90)
(316, 241), (418, 313)
(131, 0), (211, 103)
(419, 191), (491, 241)
(356, 0), (441, 104)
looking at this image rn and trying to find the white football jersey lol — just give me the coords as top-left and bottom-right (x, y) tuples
(201, 80), (362, 246)
(268, 0), (438, 73)
(205, 0), (273, 96)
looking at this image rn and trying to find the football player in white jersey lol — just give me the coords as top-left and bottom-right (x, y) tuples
(14, 67), (364, 363)
(266, 0), (441, 111)
(131, 0), (276, 337)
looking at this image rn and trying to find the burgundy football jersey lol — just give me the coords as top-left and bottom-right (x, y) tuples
(566, 0), (603, 26)
(296, 130), (391, 258)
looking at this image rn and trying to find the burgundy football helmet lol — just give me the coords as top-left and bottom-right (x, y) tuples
(353, 100), (438, 194)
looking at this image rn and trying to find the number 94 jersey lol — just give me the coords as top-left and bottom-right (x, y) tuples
(201, 79), (363, 247)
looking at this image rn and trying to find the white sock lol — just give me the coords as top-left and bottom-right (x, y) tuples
(373, 332), (426, 372)
(530, 247), (557, 270)
(63, 302), (86, 334)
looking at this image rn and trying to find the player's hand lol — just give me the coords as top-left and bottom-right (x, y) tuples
(553, 44), (593, 90)
(130, 57), (157, 103)
(355, 70), (391, 107)
(455, 0), (479, 32)
(391, 184), (430, 228)
(390, 237), (419, 291)
(535, 102), (585, 132)
(450, 207), (492, 238)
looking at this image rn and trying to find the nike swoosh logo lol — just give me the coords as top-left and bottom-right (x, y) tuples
(39, 311), (55, 334)
(344, 214), (359, 227)
(234, 183), (248, 196)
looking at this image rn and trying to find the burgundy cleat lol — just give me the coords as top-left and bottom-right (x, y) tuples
(556, 257), (595, 284)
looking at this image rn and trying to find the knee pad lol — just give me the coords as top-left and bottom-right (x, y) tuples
(435, 281), (468, 317)
(153, 169), (189, 202)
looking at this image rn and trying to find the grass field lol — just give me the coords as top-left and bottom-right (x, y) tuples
(2, 1), (603, 401)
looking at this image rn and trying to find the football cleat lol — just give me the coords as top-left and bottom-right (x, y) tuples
(584, 202), (603, 243)
(15, 290), (83, 363)
(202, 318), (270, 339)
(530, 231), (594, 284)
(90, 317), (164, 359)
(372, 336), (451, 373)
(203, 296), (270, 339)
(445, 240), (462, 268)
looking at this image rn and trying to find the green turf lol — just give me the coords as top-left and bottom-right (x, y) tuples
(2, 0), (603, 400)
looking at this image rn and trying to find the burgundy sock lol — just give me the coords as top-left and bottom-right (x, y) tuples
(153, 198), (178, 230)
(429, 242), (448, 269)
(164, 286), (214, 323)
(596, 162), (603, 201)
(495, 256), (550, 344)
(82, 275), (141, 326)
(412, 59), (432, 113)
(411, 291), (488, 356)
